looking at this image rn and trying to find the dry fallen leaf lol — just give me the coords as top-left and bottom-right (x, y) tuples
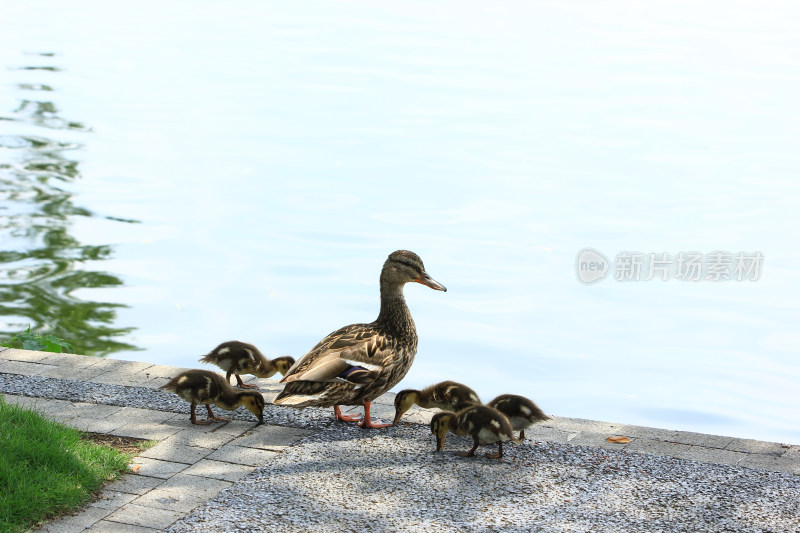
(606, 436), (631, 444)
(131, 465), (141, 473)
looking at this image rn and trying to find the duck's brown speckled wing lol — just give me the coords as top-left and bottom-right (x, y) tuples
(275, 322), (406, 407)
(280, 323), (394, 384)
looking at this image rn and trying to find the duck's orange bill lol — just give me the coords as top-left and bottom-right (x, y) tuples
(416, 273), (447, 292)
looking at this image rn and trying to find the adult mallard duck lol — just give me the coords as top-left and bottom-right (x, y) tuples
(274, 250), (446, 428)
(486, 394), (549, 440)
(161, 369), (265, 425)
(199, 340), (295, 389)
(393, 380), (480, 425)
(430, 404), (519, 459)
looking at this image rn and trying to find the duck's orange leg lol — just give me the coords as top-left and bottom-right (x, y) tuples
(234, 374), (259, 389)
(358, 401), (392, 429)
(206, 404), (230, 422)
(333, 405), (362, 422)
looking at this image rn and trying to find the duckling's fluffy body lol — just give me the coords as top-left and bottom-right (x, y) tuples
(393, 380), (481, 424)
(487, 394), (549, 440)
(162, 369), (265, 425)
(200, 340), (295, 389)
(274, 250), (446, 429)
(430, 404), (519, 458)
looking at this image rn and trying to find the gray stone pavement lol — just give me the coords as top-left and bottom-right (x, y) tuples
(1, 347), (798, 531)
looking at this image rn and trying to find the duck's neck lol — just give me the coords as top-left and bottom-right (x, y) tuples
(376, 282), (416, 338)
(217, 388), (244, 410)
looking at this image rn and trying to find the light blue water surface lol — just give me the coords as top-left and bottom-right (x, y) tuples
(1, 1), (798, 442)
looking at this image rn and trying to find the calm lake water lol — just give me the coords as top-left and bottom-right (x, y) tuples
(1, 1), (798, 443)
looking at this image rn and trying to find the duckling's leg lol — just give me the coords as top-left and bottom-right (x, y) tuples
(457, 438), (479, 457)
(206, 405), (231, 422)
(358, 401), (392, 429)
(234, 374), (259, 389)
(190, 403), (211, 425)
(518, 430), (526, 441)
(333, 405), (362, 422)
(485, 442), (504, 459)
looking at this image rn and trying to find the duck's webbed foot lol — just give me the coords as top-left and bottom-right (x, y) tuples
(333, 405), (362, 422)
(458, 440), (479, 457)
(357, 402), (392, 429)
(485, 442), (504, 459)
(206, 405), (230, 422)
(190, 403), (211, 425)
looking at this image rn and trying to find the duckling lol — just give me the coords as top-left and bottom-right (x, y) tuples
(161, 369), (265, 425)
(200, 341), (295, 389)
(393, 380), (481, 425)
(430, 404), (519, 459)
(486, 394), (549, 440)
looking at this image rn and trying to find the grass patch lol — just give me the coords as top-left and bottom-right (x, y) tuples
(0, 396), (133, 533)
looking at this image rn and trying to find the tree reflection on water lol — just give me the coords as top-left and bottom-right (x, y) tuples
(0, 53), (137, 356)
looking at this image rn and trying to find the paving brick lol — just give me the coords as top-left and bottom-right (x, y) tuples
(37, 351), (107, 368)
(71, 401), (126, 418)
(91, 520), (161, 533)
(135, 376), (173, 389)
(83, 358), (133, 373)
(725, 438), (788, 456)
(1, 348), (51, 363)
(231, 424), (315, 450)
(738, 454), (800, 475)
(111, 411), (184, 440)
(128, 457), (189, 479)
(139, 438), (214, 464)
(202, 419), (260, 437)
(132, 473), (232, 513)
(105, 503), (183, 529)
(549, 416), (624, 435)
(113, 406), (179, 424)
(567, 432), (631, 450)
(66, 416), (129, 434)
(523, 426), (575, 444)
(625, 438), (691, 458)
(181, 459), (257, 482)
(38, 364), (112, 380)
(616, 425), (678, 441)
(35, 506), (113, 533)
(137, 364), (191, 380)
(206, 443), (280, 466)
(1, 393), (40, 409)
(167, 428), (236, 449)
(36, 398), (81, 423)
(0, 359), (59, 376)
(89, 490), (138, 510)
(104, 474), (165, 496)
(91, 362), (157, 387)
(668, 430), (735, 449)
(678, 445), (747, 467)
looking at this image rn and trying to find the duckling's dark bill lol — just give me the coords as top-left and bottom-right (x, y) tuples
(416, 274), (447, 291)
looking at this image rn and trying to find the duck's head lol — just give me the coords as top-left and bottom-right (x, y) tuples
(273, 356), (296, 376)
(393, 389), (420, 425)
(239, 391), (265, 425)
(430, 412), (456, 451)
(381, 250), (446, 292)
